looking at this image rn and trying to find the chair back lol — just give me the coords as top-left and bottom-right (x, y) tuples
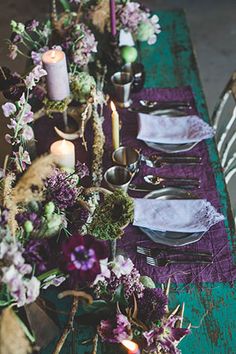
(212, 72), (236, 169)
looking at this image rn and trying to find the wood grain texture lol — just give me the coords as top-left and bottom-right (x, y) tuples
(41, 10), (236, 354)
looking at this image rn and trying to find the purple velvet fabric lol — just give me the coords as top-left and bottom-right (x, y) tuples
(103, 86), (236, 284)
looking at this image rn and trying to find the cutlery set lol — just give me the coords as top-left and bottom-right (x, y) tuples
(137, 245), (213, 266)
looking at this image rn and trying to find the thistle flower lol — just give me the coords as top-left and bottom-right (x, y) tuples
(138, 288), (167, 323)
(98, 313), (132, 343)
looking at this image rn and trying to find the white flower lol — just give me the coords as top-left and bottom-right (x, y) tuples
(25, 277), (40, 304)
(93, 258), (111, 285)
(111, 255), (134, 279)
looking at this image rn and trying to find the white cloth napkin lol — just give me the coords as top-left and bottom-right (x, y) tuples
(133, 198), (224, 233)
(137, 114), (215, 144)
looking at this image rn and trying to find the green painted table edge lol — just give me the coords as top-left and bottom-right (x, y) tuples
(41, 9), (236, 354)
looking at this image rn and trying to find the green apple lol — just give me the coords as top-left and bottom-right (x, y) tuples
(121, 46), (138, 63)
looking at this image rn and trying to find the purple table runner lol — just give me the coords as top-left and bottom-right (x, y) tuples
(103, 86), (236, 284)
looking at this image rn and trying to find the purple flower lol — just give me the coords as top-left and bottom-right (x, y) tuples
(0, 207), (9, 227)
(2, 102), (16, 117)
(25, 19), (39, 32)
(75, 161), (89, 179)
(143, 316), (190, 354)
(13, 146), (31, 171)
(98, 313), (132, 343)
(10, 32), (22, 44)
(45, 168), (79, 209)
(31, 46), (48, 65)
(71, 24), (97, 67)
(138, 288), (167, 323)
(23, 239), (53, 273)
(61, 234), (108, 284)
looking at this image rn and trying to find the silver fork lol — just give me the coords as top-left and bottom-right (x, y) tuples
(146, 256), (213, 267)
(137, 245), (212, 258)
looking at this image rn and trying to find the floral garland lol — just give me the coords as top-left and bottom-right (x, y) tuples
(0, 2), (191, 354)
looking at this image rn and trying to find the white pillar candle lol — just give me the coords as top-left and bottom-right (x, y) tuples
(50, 139), (75, 169)
(111, 101), (120, 151)
(42, 49), (70, 101)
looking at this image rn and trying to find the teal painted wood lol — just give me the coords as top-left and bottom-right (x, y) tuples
(41, 10), (236, 354)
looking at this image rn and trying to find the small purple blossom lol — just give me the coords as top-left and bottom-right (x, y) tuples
(13, 146), (31, 171)
(25, 19), (39, 32)
(45, 168), (79, 209)
(71, 24), (97, 67)
(75, 161), (89, 179)
(2, 102), (16, 117)
(0, 207), (9, 227)
(31, 46), (48, 65)
(98, 313), (132, 343)
(23, 239), (51, 273)
(10, 32), (22, 44)
(22, 125), (34, 140)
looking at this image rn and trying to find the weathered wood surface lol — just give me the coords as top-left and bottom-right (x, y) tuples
(41, 10), (236, 354)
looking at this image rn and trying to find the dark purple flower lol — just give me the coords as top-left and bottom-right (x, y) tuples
(45, 168), (79, 209)
(10, 32), (23, 44)
(0, 207), (9, 227)
(23, 239), (51, 273)
(138, 288), (167, 323)
(25, 19), (39, 32)
(143, 316), (190, 354)
(61, 234), (108, 284)
(16, 211), (41, 229)
(98, 313), (132, 343)
(75, 161), (89, 179)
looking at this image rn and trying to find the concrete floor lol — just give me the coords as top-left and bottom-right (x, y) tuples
(0, 0), (236, 161)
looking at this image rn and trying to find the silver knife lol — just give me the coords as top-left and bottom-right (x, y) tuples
(128, 183), (199, 192)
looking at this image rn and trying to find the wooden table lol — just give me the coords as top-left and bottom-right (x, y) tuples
(42, 9), (236, 354)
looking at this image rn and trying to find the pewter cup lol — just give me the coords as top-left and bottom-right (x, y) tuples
(112, 146), (140, 174)
(111, 71), (133, 108)
(104, 166), (132, 192)
(122, 62), (145, 92)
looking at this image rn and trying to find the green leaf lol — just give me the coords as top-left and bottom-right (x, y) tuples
(59, 0), (71, 11)
(111, 284), (128, 307)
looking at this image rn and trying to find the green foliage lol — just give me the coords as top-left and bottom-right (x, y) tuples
(88, 190), (134, 240)
(59, 0), (71, 11)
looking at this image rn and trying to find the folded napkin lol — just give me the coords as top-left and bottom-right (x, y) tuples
(137, 114), (215, 144)
(133, 198), (224, 233)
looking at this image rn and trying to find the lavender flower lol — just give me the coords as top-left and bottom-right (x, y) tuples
(98, 313), (132, 343)
(138, 288), (167, 323)
(2, 102), (16, 117)
(45, 168), (79, 209)
(143, 316), (190, 354)
(25, 19), (39, 32)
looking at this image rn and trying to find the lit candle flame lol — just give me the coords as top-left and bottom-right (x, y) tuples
(122, 340), (140, 353)
(110, 101), (117, 113)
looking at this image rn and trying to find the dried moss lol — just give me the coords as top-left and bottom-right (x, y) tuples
(88, 190), (134, 240)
